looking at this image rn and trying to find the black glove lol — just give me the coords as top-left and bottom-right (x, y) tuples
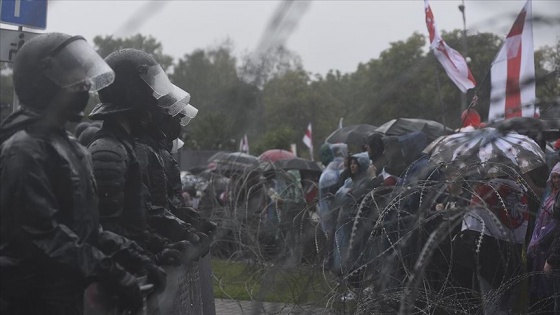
(202, 219), (217, 236)
(154, 248), (182, 266)
(145, 231), (169, 254)
(97, 258), (143, 314)
(169, 240), (200, 263)
(184, 226), (201, 245)
(168, 240), (191, 252)
(140, 257), (166, 295)
(193, 231), (212, 258)
(177, 207), (217, 236)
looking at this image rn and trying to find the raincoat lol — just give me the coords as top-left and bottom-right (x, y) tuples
(528, 163), (560, 302)
(317, 143), (348, 234)
(0, 109), (110, 313)
(333, 152), (372, 272)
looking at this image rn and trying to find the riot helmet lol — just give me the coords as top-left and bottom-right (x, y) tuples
(14, 33), (115, 111)
(91, 49), (197, 126)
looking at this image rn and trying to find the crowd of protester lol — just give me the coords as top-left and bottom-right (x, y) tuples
(191, 116), (559, 313)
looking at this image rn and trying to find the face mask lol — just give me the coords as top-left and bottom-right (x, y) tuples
(66, 91), (90, 122)
(48, 89), (90, 123)
(160, 114), (182, 140)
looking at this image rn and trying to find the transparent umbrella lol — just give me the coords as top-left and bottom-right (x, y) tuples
(429, 127), (546, 174)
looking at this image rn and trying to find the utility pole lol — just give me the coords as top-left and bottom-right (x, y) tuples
(458, 0), (468, 112)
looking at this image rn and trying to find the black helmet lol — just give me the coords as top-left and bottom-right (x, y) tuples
(14, 32), (114, 111)
(90, 49), (197, 125)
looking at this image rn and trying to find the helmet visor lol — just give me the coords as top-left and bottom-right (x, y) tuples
(43, 38), (115, 92)
(177, 103), (198, 126)
(139, 64), (198, 125)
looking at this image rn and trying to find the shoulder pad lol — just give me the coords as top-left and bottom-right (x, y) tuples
(88, 137), (129, 164)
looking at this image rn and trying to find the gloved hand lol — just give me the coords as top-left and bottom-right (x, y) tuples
(140, 256), (167, 295)
(97, 258), (143, 314)
(177, 207), (217, 236)
(193, 231), (212, 258)
(168, 240), (191, 252)
(183, 226), (201, 245)
(154, 248), (182, 266)
(168, 240), (199, 263)
(201, 219), (217, 236)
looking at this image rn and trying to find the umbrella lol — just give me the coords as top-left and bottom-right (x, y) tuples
(376, 118), (454, 142)
(274, 157), (322, 173)
(325, 124), (378, 145)
(208, 152), (259, 176)
(429, 127), (546, 174)
(258, 149), (296, 162)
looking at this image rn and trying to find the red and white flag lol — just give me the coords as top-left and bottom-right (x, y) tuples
(239, 134), (249, 154)
(424, 0), (476, 93)
(488, 0), (535, 121)
(302, 123), (314, 160)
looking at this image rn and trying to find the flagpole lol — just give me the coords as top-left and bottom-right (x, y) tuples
(459, 0), (468, 112)
(434, 62), (447, 127)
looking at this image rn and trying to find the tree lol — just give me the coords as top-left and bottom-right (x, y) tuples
(251, 126), (296, 156)
(0, 63), (14, 122)
(534, 40), (560, 112)
(171, 43), (260, 150)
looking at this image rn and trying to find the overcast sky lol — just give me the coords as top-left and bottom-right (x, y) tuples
(3, 0), (559, 75)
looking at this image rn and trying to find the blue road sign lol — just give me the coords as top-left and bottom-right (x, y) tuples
(0, 0), (47, 29)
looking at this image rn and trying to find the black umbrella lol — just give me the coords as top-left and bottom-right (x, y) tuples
(325, 124), (378, 145)
(488, 116), (559, 142)
(376, 118), (454, 142)
(274, 157), (322, 173)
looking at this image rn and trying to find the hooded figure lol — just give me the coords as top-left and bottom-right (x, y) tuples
(332, 152), (372, 274)
(317, 144), (348, 265)
(381, 131), (430, 184)
(461, 171), (530, 315)
(0, 33), (142, 314)
(527, 163), (560, 311)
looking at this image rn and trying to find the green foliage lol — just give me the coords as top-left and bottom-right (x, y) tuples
(251, 126), (296, 156)
(4, 29), (552, 149)
(534, 41), (560, 110)
(211, 259), (334, 304)
(170, 44), (261, 150)
(0, 68), (14, 122)
(185, 111), (236, 151)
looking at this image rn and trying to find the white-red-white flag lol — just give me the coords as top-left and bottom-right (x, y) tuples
(488, 0), (535, 121)
(424, 0), (476, 93)
(239, 134), (249, 154)
(302, 123), (314, 160)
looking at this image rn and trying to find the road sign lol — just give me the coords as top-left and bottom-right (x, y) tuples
(0, 0), (47, 29)
(0, 28), (39, 62)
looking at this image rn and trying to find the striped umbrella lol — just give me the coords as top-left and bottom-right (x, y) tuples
(429, 127), (546, 174)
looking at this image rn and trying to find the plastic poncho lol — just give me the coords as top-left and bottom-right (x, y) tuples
(317, 143), (348, 233)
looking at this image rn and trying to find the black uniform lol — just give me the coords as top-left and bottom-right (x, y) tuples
(0, 110), (118, 313)
(1, 33), (147, 315)
(134, 130), (196, 243)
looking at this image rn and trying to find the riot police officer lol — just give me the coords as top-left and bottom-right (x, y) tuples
(0, 33), (142, 314)
(88, 49), (188, 266)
